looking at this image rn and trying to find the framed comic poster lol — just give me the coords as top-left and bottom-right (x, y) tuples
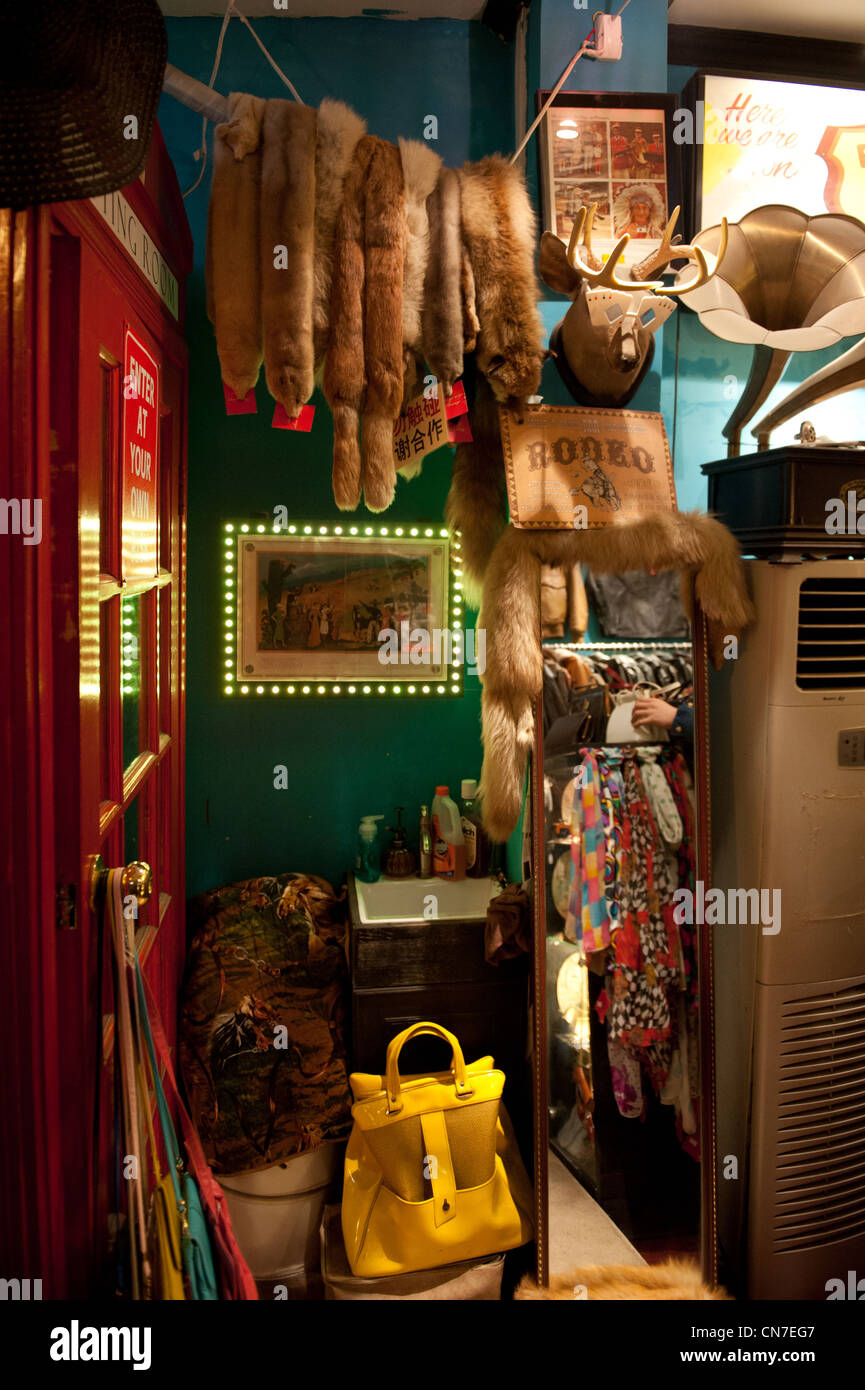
(680, 72), (865, 233)
(537, 90), (681, 273)
(499, 404), (676, 530)
(222, 520), (465, 697)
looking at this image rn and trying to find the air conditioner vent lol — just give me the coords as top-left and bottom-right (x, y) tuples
(796, 577), (865, 690)
(771, 985), (865, 1254)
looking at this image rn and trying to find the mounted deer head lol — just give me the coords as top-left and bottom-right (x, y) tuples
(539, 204), (728, 407)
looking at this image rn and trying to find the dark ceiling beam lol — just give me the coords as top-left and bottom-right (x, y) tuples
(668, 23), (865, 85)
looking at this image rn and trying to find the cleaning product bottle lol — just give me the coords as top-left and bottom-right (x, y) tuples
(460, 778), (489, 878)
(431, 786), (466, 881)
(418, 805), (433, 878)
(355, 815), (384, 883)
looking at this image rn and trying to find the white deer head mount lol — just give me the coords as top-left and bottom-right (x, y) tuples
(539, 203), (728, 407)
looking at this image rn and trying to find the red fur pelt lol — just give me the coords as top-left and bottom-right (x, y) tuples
(478, 512), (756, 841)
(206, 93), (266, 401)
(260, 99), (317, 418)
(324, 135), (406, 512)
(313, 98), (367, 366)
(515, 1259), (731, 1301)
(444, 375), (508, 607)
(459, 156), (545, 411)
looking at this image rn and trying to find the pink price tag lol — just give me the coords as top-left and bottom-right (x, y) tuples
(223, 382), (257, 415)
(272, 402), (315, 431)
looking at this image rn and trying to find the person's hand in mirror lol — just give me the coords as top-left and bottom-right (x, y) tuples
(631, 696), (693, 743)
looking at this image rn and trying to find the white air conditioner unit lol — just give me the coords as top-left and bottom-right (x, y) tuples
(710, 558), (865, 1300)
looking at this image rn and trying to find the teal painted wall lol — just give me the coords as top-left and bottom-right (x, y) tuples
(159, 17), (516, 896)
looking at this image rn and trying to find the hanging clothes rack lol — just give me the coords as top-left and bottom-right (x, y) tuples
(544, 640), (693, 653)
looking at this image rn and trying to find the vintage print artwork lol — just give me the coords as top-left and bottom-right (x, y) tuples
(541, 95), (674, 272)
(233, 529), (452, 687)
(500, 405), (677, 530)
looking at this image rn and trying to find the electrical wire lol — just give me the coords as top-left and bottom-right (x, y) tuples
(510, 0), (634, 165)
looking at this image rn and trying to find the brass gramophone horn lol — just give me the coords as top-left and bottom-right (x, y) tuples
(674, 205), (865, 457)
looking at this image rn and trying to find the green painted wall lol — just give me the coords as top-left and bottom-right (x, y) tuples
(159, 18), (517, 896)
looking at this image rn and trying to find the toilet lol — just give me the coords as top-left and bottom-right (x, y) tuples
(218, 1143), (343, 1288)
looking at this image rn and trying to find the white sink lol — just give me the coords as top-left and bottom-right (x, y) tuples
(353, 874), (502, 925)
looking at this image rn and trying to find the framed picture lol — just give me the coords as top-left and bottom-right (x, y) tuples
(537, 90), (681, 273)
(681, 71), (865, 233)
(221, 520), (465, 697)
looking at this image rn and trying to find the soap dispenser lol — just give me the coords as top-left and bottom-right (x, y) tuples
(383, 807), (416, 879)
(356, 815), (384, 883)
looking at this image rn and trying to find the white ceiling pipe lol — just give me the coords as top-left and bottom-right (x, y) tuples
(163, 62), (230, 123)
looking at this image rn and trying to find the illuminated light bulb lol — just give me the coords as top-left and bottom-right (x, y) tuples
(319, 526), (328, 534)
(410, 528), (418, 536)
(241, 685), (249, 694)
(393, 686), (401, 694)
(365, 527), (373, 535)
(395, 528), (403, 536)
(362, 685), (371, 694)
(225, 524), (234, 532)
(422, 685), (430, 693)
(333, 685), (341, 694)
(408, 685), (416, 693)
(380, 527), (388, 536)
(288, 685), (295, 694)
(437, 685), (445, 694)
(289, 525), (297, 533)
(377, 685), (385, 693)
(256, 685), (264, 694)
(224, 686), (233, 695)
(317, 685), (325, 694)
(424, 528), (433, 536)
(257, 524), (265, 533)
(439, 528), (447, 537)
(302, 685), (310, 694)
(241, 524), (249, 533)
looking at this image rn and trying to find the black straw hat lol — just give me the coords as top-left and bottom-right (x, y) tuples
(0, 0), (167, 209)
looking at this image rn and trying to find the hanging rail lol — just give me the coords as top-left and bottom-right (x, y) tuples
(163, 63), (230, 124)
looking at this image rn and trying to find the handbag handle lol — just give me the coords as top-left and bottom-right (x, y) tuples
(384, 1022), (472, 1114)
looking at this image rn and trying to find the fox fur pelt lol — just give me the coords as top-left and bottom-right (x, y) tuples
(324, 134), (406, 512)
(313, 98), (367, 366)
(206, 92), (266, 401)
(260, 99), (317, 419)
(478, 512), (755, 841)
(515, 1259), (731, 1301)
(445, 373), (508, 606)
(421, 166), (464, 398)
(459, 156), (545, 411)
(399, 137), (442, 369)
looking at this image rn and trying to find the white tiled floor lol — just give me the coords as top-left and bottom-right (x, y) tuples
(547, 1150), (645, 1273)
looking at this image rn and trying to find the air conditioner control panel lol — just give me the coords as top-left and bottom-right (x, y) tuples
(838, 728), (865, 767)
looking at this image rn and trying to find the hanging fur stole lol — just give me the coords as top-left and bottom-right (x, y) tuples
(459, 156), (545, 411)
(260, 99), (317, 419)
(477, 512), (755, 841)
(313, 98), (367, 366)
(445, 373), (508, 606)
(324, 135), (406, 512)
(421, 166), (464, 398)
(206, 93), (266, 401)
(399, 137), (442, 372)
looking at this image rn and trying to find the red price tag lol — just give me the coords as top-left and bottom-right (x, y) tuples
(223, 382), (258, 415)
(272, 402), (315, 431)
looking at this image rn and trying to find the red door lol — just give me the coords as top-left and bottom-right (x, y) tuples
(0, 133), (191, 1297)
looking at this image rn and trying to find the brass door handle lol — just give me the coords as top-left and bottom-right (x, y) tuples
(89, 856), (153, 912)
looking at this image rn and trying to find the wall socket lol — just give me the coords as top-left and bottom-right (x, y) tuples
(838, 728), (865, 767)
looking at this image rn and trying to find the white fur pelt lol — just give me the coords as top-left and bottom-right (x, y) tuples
(313, 98), (367, 366)
(399, 138), (443, 363)
(478, 512), (755, 841)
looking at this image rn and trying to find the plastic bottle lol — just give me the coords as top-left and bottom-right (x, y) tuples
(418, 805), (433, 878)
(355, 814), (384, 883)
(431, 786), (466, 881)
(460, 778), (490, 879)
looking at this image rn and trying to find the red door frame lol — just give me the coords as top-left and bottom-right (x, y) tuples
(0, 131), (192, 1297)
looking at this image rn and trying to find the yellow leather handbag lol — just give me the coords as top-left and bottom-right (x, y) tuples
(341, 1022), (534, 1278)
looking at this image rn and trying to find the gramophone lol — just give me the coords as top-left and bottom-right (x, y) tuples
(676, 205), (865, 555)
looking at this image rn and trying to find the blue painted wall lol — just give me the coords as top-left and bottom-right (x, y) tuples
(159, 17), (516, 896)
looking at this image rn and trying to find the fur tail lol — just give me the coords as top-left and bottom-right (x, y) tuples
(361, 414), (398, 512)
(332, 404), (362, 510)
(445, 376), (508, 607)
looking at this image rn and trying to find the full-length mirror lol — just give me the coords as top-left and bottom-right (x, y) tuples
(532, 573), (715, 1284)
